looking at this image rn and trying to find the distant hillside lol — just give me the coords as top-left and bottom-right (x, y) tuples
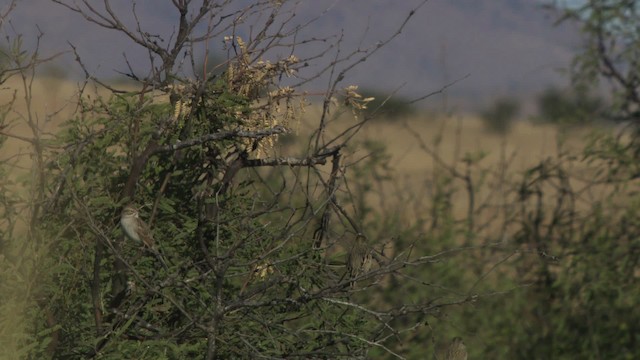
(9, 0), (579, 111)
(295, 0), (579, 110)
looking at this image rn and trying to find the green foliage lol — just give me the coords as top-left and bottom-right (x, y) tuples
(19, 65), (404, 357)
(0, 44), (8, 76)
(39, 89), (268, 356)
(0, 35), (29, 83)
(583, 130), (640, 181)
(535, 86), (603, 125)
(551, 0), (639, 123)
(480, 97), (520, 134)
(446, 148), (640, 359)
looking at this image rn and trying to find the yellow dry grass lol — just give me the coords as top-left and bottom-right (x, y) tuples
(290, 105), (608, 234)
(1, 76), (590, 182)
(1, 76), (615, 246)
(296, 104), (590, 178)
(2, 76), (610, 239)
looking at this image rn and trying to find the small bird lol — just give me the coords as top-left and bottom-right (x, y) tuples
(346, 233), (372, 286)
(120, 204), (155, 248)
(443, 337), (468, 360)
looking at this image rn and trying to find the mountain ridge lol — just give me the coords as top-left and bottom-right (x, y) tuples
(7, 0), (579, 110)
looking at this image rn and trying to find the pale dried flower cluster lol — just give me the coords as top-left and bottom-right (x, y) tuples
(331, 85), (375, 120)
(254, 261), (274, 279)
(223, 36), (304, 157)
(164, 83), (192, 126)
(343, 85), (375, 110)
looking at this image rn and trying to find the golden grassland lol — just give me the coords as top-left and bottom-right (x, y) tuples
(1, 76), (591, 178)
(297, 104), (608, 235)
(0, 76), (615, 236)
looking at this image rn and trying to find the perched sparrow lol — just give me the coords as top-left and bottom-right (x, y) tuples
(120, 204), (155, 248)
(436, 336), (467, 360)
(347, 233), (372, 286)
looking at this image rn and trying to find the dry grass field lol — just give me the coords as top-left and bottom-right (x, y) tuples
(295, 103), (603, 234)
(0, 76), (603, 231)
(1, 76), (588, 172)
